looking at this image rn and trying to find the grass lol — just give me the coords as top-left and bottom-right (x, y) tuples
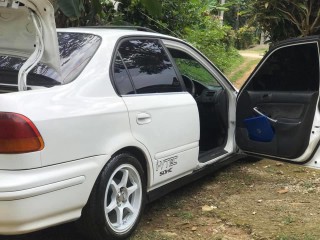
(228, 58), (260, 82)
(274, 205), (287, 212)
(239, 44), (269, 55)
(177, 211), (194, 220)
(212, 236), (223, 240)
(283, 215), (295, 225)
(132, 231), (171, 240)
(157, 197), (180, 210)
(302, 181), (314, 189)
(276, 234), (317, 240)
(225, 44), (269, 83)
(222, 55), (244, 75)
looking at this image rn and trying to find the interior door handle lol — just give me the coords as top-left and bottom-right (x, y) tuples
(262, 93), (272, 99)
(253, 107), (278, 123)
(136, 113), (152, 125)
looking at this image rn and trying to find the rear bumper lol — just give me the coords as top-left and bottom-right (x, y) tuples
(0, 155), (108, 235)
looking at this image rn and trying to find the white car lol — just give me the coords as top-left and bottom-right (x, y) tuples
(1, 1), (320, 239)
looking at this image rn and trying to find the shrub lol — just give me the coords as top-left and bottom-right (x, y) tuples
(235, 25), (259, 49)
(185, 20), (241, 72)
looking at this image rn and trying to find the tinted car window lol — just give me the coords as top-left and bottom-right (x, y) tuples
(0, 32), (101, 87)
(117, 39), (182, 94)
(113, 53), (135, 95)
(169, 48), (220, 88)
(247, 43), (320, 91)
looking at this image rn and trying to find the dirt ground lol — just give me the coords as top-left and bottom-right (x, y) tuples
(132, 158), (320, 240)
(232, 45), (266, 89)
(3, 158), (320, 240)
(2, 46), (320, 240)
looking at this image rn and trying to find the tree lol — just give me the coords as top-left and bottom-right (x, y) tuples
(248, 0), (320, 42)
(223, 0), (248, 30)
(51, 0), (242, 71)
(54, 0), (162, 27)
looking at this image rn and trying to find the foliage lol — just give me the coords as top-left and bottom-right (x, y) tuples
(113, 0), (209, 37)
(218, 0), (258, 49)
(223, 0), (250, 30)
(235, 25), (258, 49)
(206, 0), (229, 16)
(55, 0), (162, 27)
(247, 0), (320, 42)
(156, 1), (206, 36)
(175, 59), (220, 87)
(55, 0), (113, 27)
(184, 19), (240, 72)
(53, 0), (242, 72)
(57, 0), (85, 18)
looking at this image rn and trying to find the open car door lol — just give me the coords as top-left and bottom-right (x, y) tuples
(236, 37), (320, 163)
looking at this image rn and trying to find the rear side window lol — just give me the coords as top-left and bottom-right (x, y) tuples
(113, 53), (134, 95)
(113, 38), (182, 95)
(247, 42), (320, 91)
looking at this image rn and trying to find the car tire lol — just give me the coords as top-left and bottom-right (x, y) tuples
(78, 152), (146, 240)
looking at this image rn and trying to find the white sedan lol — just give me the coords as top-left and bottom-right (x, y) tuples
(1, 1), (320, 239)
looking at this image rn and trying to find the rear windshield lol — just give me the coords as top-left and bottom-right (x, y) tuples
(0, 32), (101, 87)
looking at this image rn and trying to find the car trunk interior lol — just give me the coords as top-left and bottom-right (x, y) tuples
(0, 70), (60, 93)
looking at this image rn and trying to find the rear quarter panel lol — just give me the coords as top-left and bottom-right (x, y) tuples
(0, 36), (149, 171)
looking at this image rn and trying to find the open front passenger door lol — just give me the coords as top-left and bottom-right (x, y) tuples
(236, 38), (320, 163)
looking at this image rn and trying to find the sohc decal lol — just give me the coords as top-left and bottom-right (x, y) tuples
(156, 156), (178, 176)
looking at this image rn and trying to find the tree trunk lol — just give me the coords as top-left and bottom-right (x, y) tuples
(260, 31), (265, 45)
(235, 3), (240, 31)
(220, 0), (226, 26)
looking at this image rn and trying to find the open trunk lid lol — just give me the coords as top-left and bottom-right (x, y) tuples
(0, 0), (60, 90)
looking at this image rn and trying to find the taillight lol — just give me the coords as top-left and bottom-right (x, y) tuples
(0, 112), (44, 154)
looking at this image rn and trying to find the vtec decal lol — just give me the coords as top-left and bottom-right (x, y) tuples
(156, 156), (178, 177)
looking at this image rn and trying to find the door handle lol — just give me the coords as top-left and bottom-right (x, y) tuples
(136, 113), (152, 125)
(253, 107), (278, 123)
(262, 93), (272, 99)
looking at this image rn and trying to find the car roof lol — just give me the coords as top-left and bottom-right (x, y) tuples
(57, 27), (180, 42)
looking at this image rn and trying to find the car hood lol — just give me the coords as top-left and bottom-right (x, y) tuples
(0, 0), (60, 73)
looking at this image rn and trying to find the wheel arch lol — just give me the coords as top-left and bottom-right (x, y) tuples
(80, 145), (153, 220)
(112, 146), (152, 188)
(78, 148), (148, 239)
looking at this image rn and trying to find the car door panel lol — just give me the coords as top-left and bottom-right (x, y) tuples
(123, 93), (200, 186)
(236, 40), (320, 162)
(236, 90), (318, 159)
(112, 38), (200, 187)
(123, 94), (200, 155)
(243, 91), (317, 122)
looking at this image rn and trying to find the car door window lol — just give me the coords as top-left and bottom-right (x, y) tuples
(246, 43), (319, 91)
(168, 48), (220, 88)
(114, 39), (182, 95)
(113, 53), (135, 95)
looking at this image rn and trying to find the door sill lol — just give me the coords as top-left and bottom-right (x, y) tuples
(198, 148), (228, 163)
(147, 153), (242, 203)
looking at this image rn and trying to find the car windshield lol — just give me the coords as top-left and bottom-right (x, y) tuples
(0, 32), (101, 87)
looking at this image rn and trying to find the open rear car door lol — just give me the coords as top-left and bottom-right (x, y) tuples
(236, 37), (320, 164)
